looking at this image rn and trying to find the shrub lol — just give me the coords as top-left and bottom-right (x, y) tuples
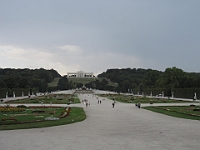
(17, 105), (27, 108)
(193, 108), (200, 111)
(32, 110), (45, 113)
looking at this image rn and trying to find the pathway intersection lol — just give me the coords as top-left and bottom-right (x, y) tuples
(0, 90), (200, 150)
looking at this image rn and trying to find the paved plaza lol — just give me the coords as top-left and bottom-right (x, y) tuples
(0, 90), (200, 150)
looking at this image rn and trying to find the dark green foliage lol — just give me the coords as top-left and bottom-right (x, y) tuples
(98, 68), (162, 93)
(58, 76), (70, 90)
(0, 68), (61, 94)
(193, 108), (200, 111)
(17, 105), (27, 108)
(97, 67), (200, 97)
(76, 83), (84, 88)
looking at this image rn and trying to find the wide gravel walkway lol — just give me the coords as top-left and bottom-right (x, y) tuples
(0, 92), (200, 150)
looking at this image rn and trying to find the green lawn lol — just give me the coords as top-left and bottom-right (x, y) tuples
(68, 78), (117, 87)
(0, 107), (86, 130)
(98, 94), (192, 103)
(6, 94), (80, 104)
(68, 78), (96, 84)
(48, 77), (60, 87)
(144, 106), (200, 120)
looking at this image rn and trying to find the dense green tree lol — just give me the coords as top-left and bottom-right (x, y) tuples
(4, 76), (18, 88)
(0, 68), (61, 92)
(98, 67), (200, 93)
(38, 79), (48, 92)
(0, 79), (6, 88)
(143, 70), (161, 88)
(76, 83), (84, 88)
(58, 76), (69, 90)
(18, 78), (29, 88)
(163, 67), (187, 88)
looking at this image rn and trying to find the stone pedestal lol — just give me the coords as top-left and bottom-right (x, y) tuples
(162, 91), (164, 97)
(194, 92), (197, 100)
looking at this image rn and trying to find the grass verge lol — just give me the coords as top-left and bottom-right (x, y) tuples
(98, 94), (192, 103)
(144, 106), (200, 121)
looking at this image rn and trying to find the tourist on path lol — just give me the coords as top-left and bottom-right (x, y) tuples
(138, 102), (141, 108)
(112, 102), (115, 108)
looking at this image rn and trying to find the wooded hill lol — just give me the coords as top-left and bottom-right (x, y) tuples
(0, 68), (116, 98)
(0, 68), (61, 98)
(97, 67), (200, 99)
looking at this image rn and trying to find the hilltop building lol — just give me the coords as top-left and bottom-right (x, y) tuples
(67, 71), (94, 78)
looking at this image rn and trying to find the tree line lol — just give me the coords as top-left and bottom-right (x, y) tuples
(49, 76), (115, 92)
(1, 67), (200, 99)
(97, 67), (200, 97)
(0, 68), (61, 93)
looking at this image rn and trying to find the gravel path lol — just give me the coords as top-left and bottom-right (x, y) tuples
(0, 91), (200, 150)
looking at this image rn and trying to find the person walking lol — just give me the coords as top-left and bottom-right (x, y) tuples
(138, 102), (141, 108)
(112, 102), (115, 108)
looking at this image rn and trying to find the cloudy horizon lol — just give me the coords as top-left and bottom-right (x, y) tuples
(1, 0), (200, 76)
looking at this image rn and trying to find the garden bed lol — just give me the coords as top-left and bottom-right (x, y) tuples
(0, 107), (86, 130)
(0, 106), (70, 125)
(6, 94), (80, 104)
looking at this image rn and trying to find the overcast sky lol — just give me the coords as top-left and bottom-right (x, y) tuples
(0, 0), (200, 76)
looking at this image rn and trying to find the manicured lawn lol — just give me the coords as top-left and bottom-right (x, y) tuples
(98, 94), (192, 103)
(6, 94), (80, 104)
(68, 78), (96, 84)
(144, 106), (200, 120)
(0, 107), (86, 130)
(48, 77), (60, 87)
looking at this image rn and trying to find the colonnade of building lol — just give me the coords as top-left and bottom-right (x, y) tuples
(67, 71), (94, 78)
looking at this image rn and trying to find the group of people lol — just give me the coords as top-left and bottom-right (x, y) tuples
(82, 99), (90, 107)
(81, 94), (117, 108)
(135, 102), (141, 108)
(97, 99), (102, 104)
(81, 94), (141, 109)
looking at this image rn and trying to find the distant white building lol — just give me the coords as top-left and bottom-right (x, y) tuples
(67, 71), (94, 78)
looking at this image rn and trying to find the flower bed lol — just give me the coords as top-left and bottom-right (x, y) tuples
(29, 106), (62, 108)
(0, 107), (71, 125)
(60, 107), (70, 118)
(0, 107), (25, 112)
